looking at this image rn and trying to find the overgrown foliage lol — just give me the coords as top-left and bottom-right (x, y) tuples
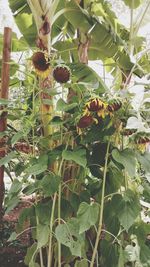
(0, 0), (150, 266)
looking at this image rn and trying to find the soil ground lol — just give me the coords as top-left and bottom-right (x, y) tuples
(0, 198), (33, 267)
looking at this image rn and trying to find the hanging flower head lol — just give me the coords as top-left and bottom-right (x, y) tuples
(53, 65), (71, 83)
(77, 115), (94, 129)
(84, 98), (108, 119)
(86, 98), (105, 112)
(32, 51), (52, 79)
(107, 99), (122, 113)
(133, 132), (150, 153)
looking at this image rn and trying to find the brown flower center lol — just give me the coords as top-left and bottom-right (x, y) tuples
(32, 52), (49, 71)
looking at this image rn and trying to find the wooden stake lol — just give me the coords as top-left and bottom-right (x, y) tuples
(0, 27), (12, 220)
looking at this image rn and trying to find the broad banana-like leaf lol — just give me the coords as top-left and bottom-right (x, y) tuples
(0, 33), (29, 52)
(134, 1), (150, 32)
(8, 0), (37, 46)
(122, 0), (144, 9)
(8, 0), (147, 77)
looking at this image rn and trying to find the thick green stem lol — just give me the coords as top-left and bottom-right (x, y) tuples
(57, 159), (64, 267)
(129, 0), (134, 55)
(58, 183), (61, 267)
(90, 142), (110, 267)
(36, 217), (44, 267)
(47, 192), (57, 267)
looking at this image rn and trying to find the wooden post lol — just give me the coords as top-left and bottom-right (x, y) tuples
(0, 27), (12, 220)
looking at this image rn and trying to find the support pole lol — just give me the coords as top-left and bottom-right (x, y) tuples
(0, 27), (12, 221)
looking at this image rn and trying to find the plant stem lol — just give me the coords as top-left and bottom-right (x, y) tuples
(58, 183), (61, 267)
(36, 217), (44, 267)
(90, 142), (110, 267)
(57, 159), (64, 267)
(129, 0), (134, 56)
(47, 192), (57, 267)
(134, 1), (150, 36)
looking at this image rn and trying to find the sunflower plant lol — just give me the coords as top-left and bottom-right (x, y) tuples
(0, 0), (150, 267)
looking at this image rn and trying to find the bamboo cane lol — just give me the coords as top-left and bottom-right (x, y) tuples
(0, 27), (12, 221)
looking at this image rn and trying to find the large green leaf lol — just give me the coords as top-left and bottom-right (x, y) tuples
(136, 151), (150, 173)
(5, 196), (20, 214)
(40, 174), (60, 197)
(56, 98), (78, 112)
(112, 190), (141, 231)
(24, 243), (38, 266)
(8, 179), (22, 196)
(8, 0), (37, 46)
(9, 0), (27, 13)
(77, 202), (99, 234)
(75, 259), (88, 267)
(55, 218), (84, 257)
(112, 148), (137, 177)
(64, 1), (92, 33)
(25, 155), (48, 176)
(35, 201), (52, 225)
(36, 224), (49, 248)
(69, 63), (108, 92)
(0, 151), (16, 167)
(62, 148), (87, 168)
(122, 0), (143, 9)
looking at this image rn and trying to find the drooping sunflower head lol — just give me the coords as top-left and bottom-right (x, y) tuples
(107, 99), (122, 113)
(84, 98), (108, 119)
(53, 65), (71, 83)
(77, 115), (94, 129)
(32, 51), (51, 79)
(132, 132), (150, 153)
(86, 98), (105, 112)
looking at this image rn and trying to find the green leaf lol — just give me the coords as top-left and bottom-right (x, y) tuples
(112, 149), (136, 177)
(122, 0), (143, 9)
(40, 174), (60, 197)
(62, 148), (87, 168)
(25, 155), (48, 176)
(0, 98), (11, 105)
(77, 202), (99, 234)
(130, 221), (150, 245)
(136, 151), (150, 173)
(7, 232), (17, 242)
(75, 259), (88, 267)
(140, 244), (150, 265)
(113, 190), (141, 231)
(0, 151), (16, 166)
(18, 207), (35, 226)
(36, 224), (49, 249)
(55, 218), (84, 257)
(15, 13), (32, 34)
(11, 131), (24, 145)
(24, 243), (37, 266)
(22, 182), (40, 195)
(56, 98), (78, 112)
(25, 163), (47, 176)
(118, 246), (125, 267)
(9, 179), (22, 196)
(5, 196), (19, 214)
(35, 201), (52, 225)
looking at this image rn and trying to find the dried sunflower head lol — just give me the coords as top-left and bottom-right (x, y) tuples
(53, 65), (71, 83)
(86, 98), (105, 112)
(77, 115), (94, 128)
(32, 51), (52, 79)
(107, 99), (122, 113)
